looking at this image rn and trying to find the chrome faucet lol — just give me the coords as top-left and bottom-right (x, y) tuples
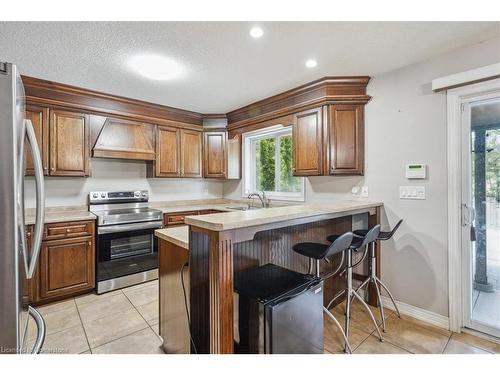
(247, 191), (270, 208)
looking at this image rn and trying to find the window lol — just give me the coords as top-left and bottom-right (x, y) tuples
(243, 126), (305, 201)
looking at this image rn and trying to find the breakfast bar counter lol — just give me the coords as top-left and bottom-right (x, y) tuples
(159, 200), (383, 354)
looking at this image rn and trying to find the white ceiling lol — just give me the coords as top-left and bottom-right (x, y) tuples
(1, 22), (499, 114)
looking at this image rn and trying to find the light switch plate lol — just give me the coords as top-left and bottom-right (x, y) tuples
(400, 186), (425, 200)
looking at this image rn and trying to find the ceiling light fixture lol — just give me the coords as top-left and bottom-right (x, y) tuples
(249, 26), (264, 38)
(128, 54), (184, 81)
(305, 59), (318, 68)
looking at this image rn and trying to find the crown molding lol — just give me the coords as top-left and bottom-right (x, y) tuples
(226, 76), (371, 130)
(22, 75), (204, 126)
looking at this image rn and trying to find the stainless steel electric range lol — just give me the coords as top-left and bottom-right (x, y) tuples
(89, 190), (163, 294)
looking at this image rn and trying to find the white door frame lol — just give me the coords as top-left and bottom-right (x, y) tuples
(447, 78), (500, 333)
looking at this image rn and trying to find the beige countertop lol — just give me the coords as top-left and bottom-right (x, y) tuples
(155, 226), (189, 249)
(149, 199), (282, 214)
(23, 199), (295, 226)
(184, 200), (383, 232)
(25, 206), (96, 225)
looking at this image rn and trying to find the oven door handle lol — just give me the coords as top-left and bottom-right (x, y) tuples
(98, 220), (164, 234)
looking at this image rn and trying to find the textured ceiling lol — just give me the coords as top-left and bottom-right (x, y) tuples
(1, 22), (499, 113)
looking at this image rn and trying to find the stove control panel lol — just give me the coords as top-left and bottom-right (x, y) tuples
(89, 190), (149, 204)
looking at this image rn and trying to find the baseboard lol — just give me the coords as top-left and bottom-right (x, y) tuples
(380, 296), (450, 330)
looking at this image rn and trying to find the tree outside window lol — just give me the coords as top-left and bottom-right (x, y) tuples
(244, 127), (304, 201)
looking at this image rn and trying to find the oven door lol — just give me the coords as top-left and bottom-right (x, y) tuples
(96, 221), (162, 285)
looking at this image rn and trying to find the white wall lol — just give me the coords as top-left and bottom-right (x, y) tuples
(224, 36), (500, 316)
(25, 158), (224, 208)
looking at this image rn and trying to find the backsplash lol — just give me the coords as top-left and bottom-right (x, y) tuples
(24, 158), (224, 208)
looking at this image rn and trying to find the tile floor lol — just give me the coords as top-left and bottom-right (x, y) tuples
(28, 280), (161, 354)
(30, 279), (500, 354)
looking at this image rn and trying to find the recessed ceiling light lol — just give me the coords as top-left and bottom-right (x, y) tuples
(128, 54), (183, 81)
(305, 59), (318, 68)
(249, 26), (264, 38)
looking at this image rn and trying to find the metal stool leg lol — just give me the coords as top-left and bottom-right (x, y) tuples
(369, 242), (401, 320)
(368, 242), (386, 330)
(373, 279), (386, 332)
(375, 276), (401, 318)
(351, 290), (383, 341)
(313, 259), (353, 354)
(326, 289), (345, 310)
(345, 247), (384, 343)
(324, 307), (352, 354)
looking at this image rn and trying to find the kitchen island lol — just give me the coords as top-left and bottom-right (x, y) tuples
(157, 200), (383, 354)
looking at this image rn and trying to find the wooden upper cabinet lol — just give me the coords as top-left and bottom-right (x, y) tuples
(49, 109), (90, 176)
(203, 131), (227, 178)
(292, 107), (323, 176)
(92, 118), (156, 161)
(180, 129), (202, 177)
(327, 104), (364, 175)
(155, 126), (181, 177)
(25, 105), (49, 176)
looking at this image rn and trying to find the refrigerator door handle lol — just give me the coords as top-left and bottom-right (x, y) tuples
(24, 119), (45, 279)
(28, 306), (46, 354)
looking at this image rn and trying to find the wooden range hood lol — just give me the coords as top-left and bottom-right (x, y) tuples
(91, 116), (156, 161)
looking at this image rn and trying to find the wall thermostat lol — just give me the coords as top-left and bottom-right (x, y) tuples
(405, 164), (427, 179)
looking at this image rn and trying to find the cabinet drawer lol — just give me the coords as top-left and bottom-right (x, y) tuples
(44, 220), (95, 241)
(164, 211), (199, 227)
(198, 209), (222, 215)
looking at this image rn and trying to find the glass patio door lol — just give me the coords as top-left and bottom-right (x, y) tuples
(462, 96), (500, 338)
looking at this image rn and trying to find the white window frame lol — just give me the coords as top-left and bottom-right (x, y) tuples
(242, 125), (305, 202)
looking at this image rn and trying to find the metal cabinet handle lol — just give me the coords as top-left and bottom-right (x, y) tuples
(28, 306), (46, 354)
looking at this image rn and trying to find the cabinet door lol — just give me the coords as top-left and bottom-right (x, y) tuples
(39, 237), (95, 300)
(292, 108), (323, 176)
(156, 126), (181, 177)
(203, 131), (227, 178)
(328, 105), (364, 175)
(49, 109), (90, 176)
(25, 105), (49, 176)
(180, 129), (202, 177)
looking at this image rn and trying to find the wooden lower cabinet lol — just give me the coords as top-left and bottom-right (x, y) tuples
(39, 236), (95, 301)
(23, 220), (96, 305)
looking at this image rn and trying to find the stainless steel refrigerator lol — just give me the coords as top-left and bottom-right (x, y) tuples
(0, 62), (46, 354)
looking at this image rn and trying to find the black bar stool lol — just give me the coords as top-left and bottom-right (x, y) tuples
(351, 219), (403, 331)
(326, 225), (383, 351)
(292, 232), (354, 353)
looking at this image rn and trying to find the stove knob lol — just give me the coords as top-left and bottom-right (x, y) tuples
(100, 193), (106, 198)
(142, 192), (147, 197)
(92, 193), (98, 199)
(134, 192), (140, 197)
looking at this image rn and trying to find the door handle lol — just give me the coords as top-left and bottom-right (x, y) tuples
(22, 119), (45, 279)
(28, 306), (46, 354)
(461, 203), (470, 227)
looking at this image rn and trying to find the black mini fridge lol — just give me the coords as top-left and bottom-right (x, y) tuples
(234, 263), (324, 354)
